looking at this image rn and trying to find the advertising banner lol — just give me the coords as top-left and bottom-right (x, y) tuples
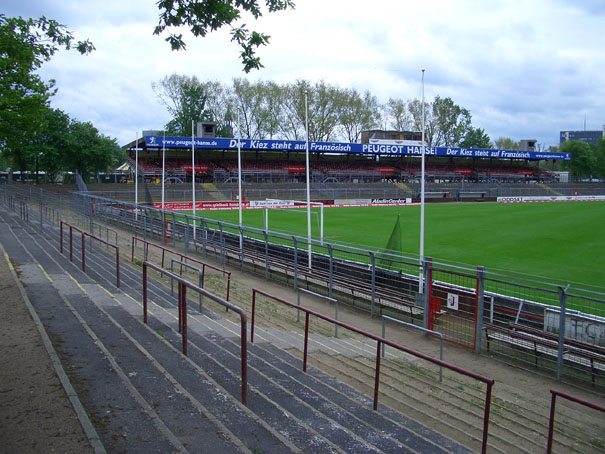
(497, 195), (605, 203)
(145, 136), (571, 161)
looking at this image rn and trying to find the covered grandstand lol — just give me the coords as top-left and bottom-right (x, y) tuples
(121, 134), (570, 186)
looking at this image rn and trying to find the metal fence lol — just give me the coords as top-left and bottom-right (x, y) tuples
(3, 183), (604, 389)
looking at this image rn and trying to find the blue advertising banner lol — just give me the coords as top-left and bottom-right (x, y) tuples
(144, 136), (571, 161)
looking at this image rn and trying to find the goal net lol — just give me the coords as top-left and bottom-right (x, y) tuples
(263, 199), (324, 244)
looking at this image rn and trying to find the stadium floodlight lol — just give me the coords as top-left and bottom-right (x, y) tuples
(237, 107), (243, 251)
(419, 68), (426, 293)
(135, 132), (138, 221)
(161, 130), (165, 212)
(192, 120), (196, 240)
(305, 89), (312, 269)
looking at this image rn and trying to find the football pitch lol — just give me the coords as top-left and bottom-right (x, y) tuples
(182, 202), (605, 287)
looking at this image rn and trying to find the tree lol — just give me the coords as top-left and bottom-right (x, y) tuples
(494, 137), (520, 150)
(0, 15), (94, 174)
(154, 0), (295, 73)
(385, 98), (412, 132)
(593, 138), (605, 179)
(431, 95), (472, 147)
(407, 98), (436, 145)
(459, 127), (492, 149)
(152, 74), (211, 135)
(337, 89), (381, 143)
(32, 108), (71, 183)
(561, 140), (595, 179)
(64, 120), (118, 181)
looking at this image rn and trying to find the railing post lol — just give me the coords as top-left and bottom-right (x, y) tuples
(181, 284), (187, 356)
(116, 247), (120, 288)
(303, 312), (310, 372)
(373, 340), (381, 411)
(481, 381), (494, 454)
(69, 225), (73, 262)
(178, 282), (183, 334)
(251, 290), (256, 343)
(60, 221), (64, 254)
(546, 391), (557, 454)
(143, 263), (148, 323)
(240, 315), (248, 406)
(81, 232), (86, 272)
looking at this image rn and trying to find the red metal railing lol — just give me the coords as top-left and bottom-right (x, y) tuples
(251, 288), (495, 454)
(132, 236), (231, 302)
(142, 261), (247, 406)
(60, 221), (120, 288)
(547, 389), (605, 453)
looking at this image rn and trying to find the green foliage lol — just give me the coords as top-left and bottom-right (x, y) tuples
(153, 74), (211, 136)
(561, 140), (595, 178)
(0, 14), (94, 175)
(154, 0), (295, 72)
(460, 127), (492, 149)
(431, 95), (472, 147)
(593, 138), (605, 179)
(494, 137), (520, 150)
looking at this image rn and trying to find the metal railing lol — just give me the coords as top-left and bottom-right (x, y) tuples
(250, 288), (495, 454)
(142, 261), (248, 405)
(132, 236), (231, 302)
(60, 221), (120, 288)
(546, 389), (605, 453)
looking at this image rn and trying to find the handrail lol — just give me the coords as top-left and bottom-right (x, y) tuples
(547, 389), (605, 453)
(60, 221), (120, 288)
(132, 236), (231, 302)
(142, 261), (247, 406)
(251, 288), (495, 454)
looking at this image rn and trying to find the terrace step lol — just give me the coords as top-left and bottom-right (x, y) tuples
(1, 205), (477, 453)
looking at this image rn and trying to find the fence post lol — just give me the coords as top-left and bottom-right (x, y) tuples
(239, 226), (245, 270)
(219, 222), (225, 269)
(556, 286), (568, 380)
(370, 252), (376, 317)
(143, 263), (148, 323)
(292, 236), (298, 291)
(184, 214), (189, 256)
(422, 258), (432, 330)
(475, 266), (486, 353)
(263, 230), (269, 280)
(81, 232), (86, 272)
(328, 244), (333, 299)
(172, 212), (177, 248)
(201, 219), (207, 255)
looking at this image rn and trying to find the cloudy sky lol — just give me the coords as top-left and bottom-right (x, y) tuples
(5, 0), (604, 148)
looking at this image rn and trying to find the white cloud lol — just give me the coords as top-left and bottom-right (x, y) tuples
(6, 0), (605, 147)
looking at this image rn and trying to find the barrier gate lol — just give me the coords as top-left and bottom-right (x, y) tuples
(428, 266), (479, 350)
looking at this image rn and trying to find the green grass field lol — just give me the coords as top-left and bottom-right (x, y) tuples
(182, 202), (605, 287)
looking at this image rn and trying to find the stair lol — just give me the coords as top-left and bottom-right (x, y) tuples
(2, 200), (603, 454)
(394, 182), (414, 197)
(0, 205), (473, 453)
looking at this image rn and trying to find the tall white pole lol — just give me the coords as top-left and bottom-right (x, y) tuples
(135, 132), (138, 220)
(237, 108), (243, 251)
(305, 89), (312, 269)
(192, 120), (196, 240)
(419, 69), (426, 293)
(161, 131), (165, 211)
(161, 131), (166, 242)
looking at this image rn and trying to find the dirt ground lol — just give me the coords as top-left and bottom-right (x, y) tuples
(2, 221), (603, 453)
(0, 253), (94, 454)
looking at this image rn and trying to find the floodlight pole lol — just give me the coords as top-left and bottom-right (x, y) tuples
(161, 131), (166, 212)
(192, 120), (196, 240)
(419, 69), (426, 293)
(305, 89), (312, 269)
(135, 132), (138, 221)
(237, 107), (243, 252)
